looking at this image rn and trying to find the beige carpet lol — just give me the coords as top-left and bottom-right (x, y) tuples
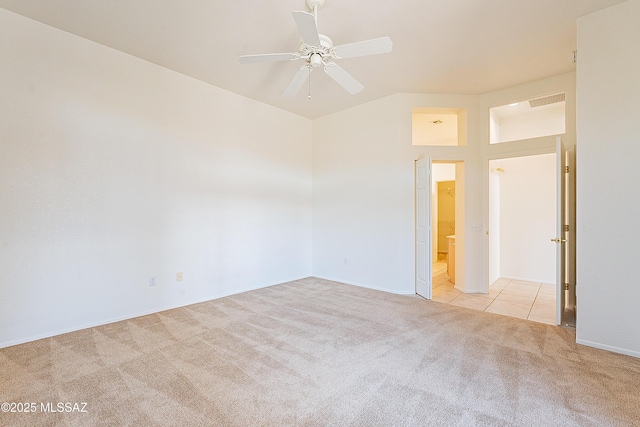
(1, 277), (639, 426)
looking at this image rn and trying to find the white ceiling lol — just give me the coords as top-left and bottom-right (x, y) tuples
(0, 0), (626, 119)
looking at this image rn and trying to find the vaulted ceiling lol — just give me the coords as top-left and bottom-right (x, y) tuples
(0, 0), (627, 118)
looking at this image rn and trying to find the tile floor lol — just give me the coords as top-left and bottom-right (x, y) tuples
(431, 260), (557, 325)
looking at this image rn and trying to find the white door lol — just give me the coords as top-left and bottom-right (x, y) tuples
(566, 146), (577, 314)
(416, 157), (432, 299)
(554, 138), (567, 324)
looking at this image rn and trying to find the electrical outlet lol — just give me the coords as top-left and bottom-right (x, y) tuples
(149, 276), (157, 287)
(176, 272), (183, 282)
(471, 224), (482, 232)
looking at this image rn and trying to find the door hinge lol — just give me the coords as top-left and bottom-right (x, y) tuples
(564, 166), (570, 173)
(565, 283), (569, 290)
(564, 224), (569, 232)
(573, 50), (577, 64)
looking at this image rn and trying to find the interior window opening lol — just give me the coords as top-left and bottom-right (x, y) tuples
(489, 93), (566, 144)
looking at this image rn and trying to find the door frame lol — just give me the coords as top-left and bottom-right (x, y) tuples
(416, 159), (466, 298)
(483, 144), (572, 325)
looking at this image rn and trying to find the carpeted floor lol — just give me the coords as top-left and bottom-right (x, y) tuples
(1, 277), (639, 426)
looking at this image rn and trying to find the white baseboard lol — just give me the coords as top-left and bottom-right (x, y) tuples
(453, 284), (467, 293)
(500, 275), (555, 285)
(312, 275), (415, 296)
(576, 339), (640, 359)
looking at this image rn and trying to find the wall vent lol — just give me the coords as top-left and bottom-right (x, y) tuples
(529, 93), (565, 108)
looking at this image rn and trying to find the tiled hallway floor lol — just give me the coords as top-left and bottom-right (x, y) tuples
(431, 261), (556, 325)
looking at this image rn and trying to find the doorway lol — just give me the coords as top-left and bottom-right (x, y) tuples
(416, 159), (465, 300)
(432, 164), (457, 292)
(488, 153), (557, 324)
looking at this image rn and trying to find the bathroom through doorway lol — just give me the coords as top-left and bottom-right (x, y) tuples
(432, 162), (461, 293)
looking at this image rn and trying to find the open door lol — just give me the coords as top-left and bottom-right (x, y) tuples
(416, 157), (432, 299)
(554, 138), (567, 324)
(566, 146), (577, 326)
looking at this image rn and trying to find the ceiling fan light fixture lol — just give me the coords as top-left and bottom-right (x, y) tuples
(310, 53), (323, 68)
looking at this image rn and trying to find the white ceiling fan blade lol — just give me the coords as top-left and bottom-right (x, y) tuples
(333, 37), (393, 59)
(292, 11), (321, 46)
(283, 66), (311, 97)
(324, 62), (364, 95)
(239, 53), (298, 64)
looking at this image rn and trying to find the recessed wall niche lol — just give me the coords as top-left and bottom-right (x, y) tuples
(412, 108), (467, 146)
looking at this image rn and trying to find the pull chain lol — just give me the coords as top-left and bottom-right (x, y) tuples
(308, 69), (312, 99)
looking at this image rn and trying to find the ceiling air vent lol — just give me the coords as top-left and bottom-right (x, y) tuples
(529, 93), (565, 108)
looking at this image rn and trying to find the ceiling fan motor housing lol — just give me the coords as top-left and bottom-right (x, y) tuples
(306, 0), (326, 10)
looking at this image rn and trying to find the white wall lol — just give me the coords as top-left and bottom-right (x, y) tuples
(498, 154), (556, 284)
(489, 110), (500, 145)
(488, 165), (501, 285)
(0, 9), (312, 347)
(311, 96), (406, 293)
(576, 0), (640, 357)
(312, 93), (482, 294)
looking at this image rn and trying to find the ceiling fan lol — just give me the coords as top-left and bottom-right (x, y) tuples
(239, 0), (392, 97)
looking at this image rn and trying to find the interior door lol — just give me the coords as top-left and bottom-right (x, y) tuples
(566, 146), (577, 318)
(554, 138), (567, 324)
(416, 157), (432, 299)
